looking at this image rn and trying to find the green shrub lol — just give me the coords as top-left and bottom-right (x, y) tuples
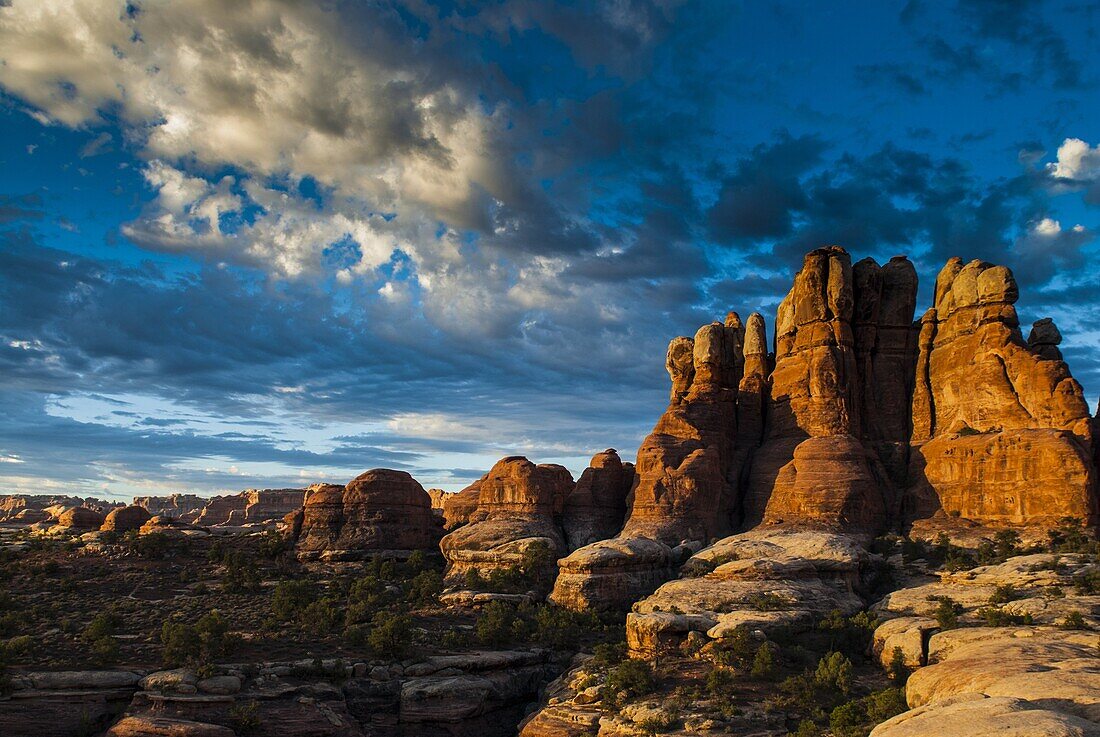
(711, 624), (757, 669)
(1060, 610), (1087, 630)
(258, 530), (291, 559)
(888, 646), (908, 684)
(751, 641), (779, 680)
(828, 688), (907, 737)
(813, 652), (853, 696)
(161, 610), (233, 668)
(404, 570), (443, 607)
(705, 666), (736, 696)
(978, 607), (1033, 627)
(475, 601), (519, 646)
(301, 597), (343, 635)
(272, 580), (314, 621)
(228, 700), (261, 736)
(1047, 518), (1098, 554)
(1073, 569), (1100, 595)
(366, 612), (413, 658)
(989, 584), (1020, 604)
(747, 592), (788, 611)
(930, 596), (963, 630)
(590, 641), (627, 668)
(602, 658), (655, 704)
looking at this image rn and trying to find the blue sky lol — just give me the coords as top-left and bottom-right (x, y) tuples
(1, 0), (1099, 500)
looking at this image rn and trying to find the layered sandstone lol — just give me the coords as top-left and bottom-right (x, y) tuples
(133, 494), (206, 521)
(440, 457), (573, 591)
(0, 494), (86, 522)
(743, 248), (916, 532)
(195, 489), (306, 527)
(294, 470), (439, 561)
(559, 449), (634, 550)
(442, 479), (482, 530)
(50, 506), (106, 533)
(101, 505), (153, 534)
(907, 258), (1098, 526)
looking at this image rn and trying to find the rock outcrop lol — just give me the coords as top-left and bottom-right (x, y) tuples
(907, 258), (1098, 526)
(293, 470), (440, 561)
(560, 449), (634, 550)
(101, 505), (153, 534)
(442, 479), (483, 530)
(743, 248), (917, 532)
(195, 489), (306, 527)
(49, 506), (106, 533)
(440, 457), (573, 592)
(626, 528), (874, 657)
(0, 494), (86, 522)
(132, 494), (206, 521)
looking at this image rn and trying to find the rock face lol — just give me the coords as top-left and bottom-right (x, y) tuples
(51, 506), (106, 532)
(132, 494), (206, 521)
(195, 489), (306, 527)
(442, 479), (483, 530)
(743, 248), (917, 532)
(0, 494), (87, 522)
(101, 505), (153, 533)
(907, 258), (1098, 526)
(294, 470), (440, 561)
(559, 449), (634, 550)
(440, 457), (573, 591)
(626, 528), (873, 657)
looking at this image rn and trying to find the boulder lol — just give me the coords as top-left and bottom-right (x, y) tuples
(549, 537), (674, 611)
(105, 717), (236, 737)
(51, 506), (106, 532)
(870, 694), (1100, 737)
(295, 470), (440, 561)
(101, 505), (152, 533)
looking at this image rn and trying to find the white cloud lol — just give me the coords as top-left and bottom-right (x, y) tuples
(1048, 138), (1100, 181)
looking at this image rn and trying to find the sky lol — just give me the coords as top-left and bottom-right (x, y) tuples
(1, 0), (1100, 501)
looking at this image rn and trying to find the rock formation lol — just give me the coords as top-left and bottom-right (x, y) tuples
(133, 494), (206, 521)
(442, 479), (482, 530)
(195, 489), (306, 527)
(742, 248), (917, 532)
(0, 494), (86, 522)
(907, 258), (1098, 526)
(559, 449), (634, 550)
(101, 505), (153, 533)
(439, 457), (573, 591)
(50, 506), (106, 533)
(293, 471), (440, 561)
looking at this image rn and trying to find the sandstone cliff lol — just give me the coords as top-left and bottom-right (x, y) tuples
(907, 258), (1098, 526)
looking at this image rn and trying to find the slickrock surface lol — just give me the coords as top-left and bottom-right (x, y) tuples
(294, 469), (440, 561)
(870, 694), (1100, 737)
(907, 257), (1098, 526)
(627, 528), (873, 657)
(560, 449), (634, 551)
(874, 552), (1100, 632)
(440, 457), (573, 591)
(744, 248), (917, 532)
(101, 505), (153, 533)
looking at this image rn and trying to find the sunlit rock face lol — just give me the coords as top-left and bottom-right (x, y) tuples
(560, 449), (634, 551)
(294, 470), (440, 561)
(439, 456), (573, 592)
(906, 257), (1099, 526)
(742, 247), (918, 533)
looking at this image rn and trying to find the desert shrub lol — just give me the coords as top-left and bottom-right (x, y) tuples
(300, 597), (343, 635)
(1060, 610), (1087, 630)
(228, 700), (261, 736)
(989, 584), (1020, 604)
(888, 646), (908, 684)
(828, 688), (907, 737)
(1048, 518), (1098, 554)
(751, 641), (779, 680)
(602, 658), (655, 704)
(83, 611), (121, 665)
(711, 624), (758, 669)
(817, 610), (878, 658)
(929, 596), (963, 630)
(221, 551), (261, 593)
(1073, 569), (1100, 595)
(366, 612), (414, 658)
(404, 570), (443, 607)
(791, 719), (820, 737)
(747, 592), (788, 611)
(257, 530), (291, 559)
(533, 606), (604, 649)
(161, 610), (233, 668)
(590, 641), (627, 668)
(272, 580), (314, 620)
(128, 531), (180, 560)
(705, 666), (736, 696)
(682, 552), (739, 578)
(978, 607), (1033, 627)
(519, 540), (554, 579)
(475, 601), (520, 646)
